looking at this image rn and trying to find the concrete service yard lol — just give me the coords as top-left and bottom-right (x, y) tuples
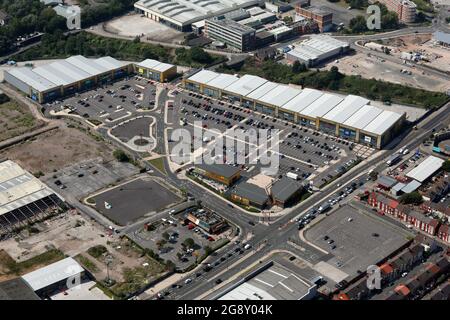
(105, 14), (185, 44)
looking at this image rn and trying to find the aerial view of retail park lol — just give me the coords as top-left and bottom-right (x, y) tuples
(0, 0), (450, 305)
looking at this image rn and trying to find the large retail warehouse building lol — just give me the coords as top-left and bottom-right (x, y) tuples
(3, 56), (176, 103)
(183, 69), (406, 149)
(3, 56), (132, 103)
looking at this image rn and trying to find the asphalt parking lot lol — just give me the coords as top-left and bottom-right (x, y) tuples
(111, 116), (155, 142)
(43, 158), (139, 200)
(174, 90), (362, 183)
(305, 204), (413, 282)
(89, 177), (182, 226)
(45, 76), (157, 125)
(127, 215), (214, 270)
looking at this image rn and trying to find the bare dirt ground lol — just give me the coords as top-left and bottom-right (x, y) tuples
(0, 125), (114, 174)
(382, 34), (450, 73)
(0, 99), (45, 142)
(324, 52), (449, 92)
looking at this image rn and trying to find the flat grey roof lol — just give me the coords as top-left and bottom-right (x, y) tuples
(219, 263), (314, 300)
(401, 180), (421, 193)
(377, 175), (397, 188)
(406, 156), (444, 183)
(0, 278), (40, 300)
(299, 93), (343, 118)
(223, 74), (268, 97)
(271, 177), (303, 202)
(231, 182), (269, 205)
(280, 88), (322, 113)
(342, 105), (383, 130)
(5, 68), (59, 92)
(362, 111), (404, 136)
(434, 31), (450, 44)
(196, 163), (241, 178)
(321, 95), (369, 123)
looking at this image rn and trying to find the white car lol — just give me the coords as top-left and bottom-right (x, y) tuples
(185, 278), (192, 284)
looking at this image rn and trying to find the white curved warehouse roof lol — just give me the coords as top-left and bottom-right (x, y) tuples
(223, 74), (268, 96)
(135, 0), (261, 25)
(362, 111), (404, 136)
(299, 93), (343, 118)
(342, 105), (383, 130)
(206, 73), (239, 89)
(280, 88), (322, 113)
(321, 95), (369, 123)
(246, 81), (279, 100)
(257, 85), (302, 108)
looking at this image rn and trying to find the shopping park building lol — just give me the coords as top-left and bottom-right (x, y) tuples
(183, 69), (406, 149)
(3, 56), (176, 104)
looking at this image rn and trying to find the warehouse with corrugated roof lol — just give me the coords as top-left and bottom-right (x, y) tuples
(3, 55), (133, 103)
(183, 69), (406, 148)
(3, 56), (178, 103)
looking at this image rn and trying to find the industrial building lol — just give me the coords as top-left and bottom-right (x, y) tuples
(434, 31), (450, 48)
(205, 18), (256, 52)
(183, 69), (406, 148)
(406, 156), (445, 183)
(286, 35), (349, 67)
(134, 59), (177, 82)
(22, 257), (86, 298)
(134, 0), (263, 32)
(0, 160), (66, 234)
(214, 261), (317, 300)
(4, 55), (133, 103)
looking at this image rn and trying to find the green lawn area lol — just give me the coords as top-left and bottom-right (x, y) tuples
(0, 249), (65, 278)
(74, 254), (100, 273)
(148, 157), (167, 175)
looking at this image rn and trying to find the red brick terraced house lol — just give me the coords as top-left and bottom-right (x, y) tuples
(367, 192), (440, 236)
(437, 224), (450, 244)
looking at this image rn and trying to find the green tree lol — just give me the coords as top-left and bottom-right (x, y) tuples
(292, 60), (307, 73)
(399, 191), (423, 205)
(162, 232), (170, 241)
(442, 160), (450, 172)
(113, 149), (130, 162)
(165, 259), (176, 272)
(190, 47), (213, 64)
(349, 15), (368, 33)
(183, 238), (195, 249)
